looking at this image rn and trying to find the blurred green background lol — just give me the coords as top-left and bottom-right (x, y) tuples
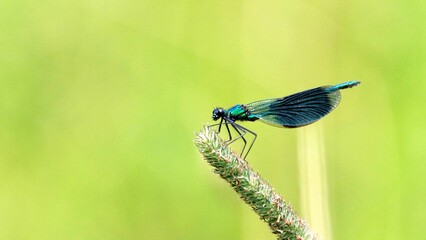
(1, 0), (425, 239)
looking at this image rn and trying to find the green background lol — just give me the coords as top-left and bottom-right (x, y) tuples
(1, 1), (425, 239)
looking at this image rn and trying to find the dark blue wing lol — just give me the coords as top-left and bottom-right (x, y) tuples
(245, 81), (359, 128)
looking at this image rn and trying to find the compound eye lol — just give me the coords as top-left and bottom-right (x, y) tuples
(212, 108), (223, 121)
(212, 109), (218, 120)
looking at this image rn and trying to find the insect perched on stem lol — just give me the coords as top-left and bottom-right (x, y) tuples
(210, 81), (361, 159)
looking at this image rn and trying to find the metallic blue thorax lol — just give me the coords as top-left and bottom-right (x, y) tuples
(226, 104), (258, 122)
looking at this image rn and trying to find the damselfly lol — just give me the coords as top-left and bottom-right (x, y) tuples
(210, 81), (360, 159)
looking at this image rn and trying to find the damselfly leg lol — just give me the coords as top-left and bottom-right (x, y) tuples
(208, 120), (257, 159)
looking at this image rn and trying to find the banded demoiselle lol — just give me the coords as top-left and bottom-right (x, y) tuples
(210, 81), (360, 159)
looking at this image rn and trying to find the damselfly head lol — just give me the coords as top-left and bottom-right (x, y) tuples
(212, 108), (224, 121)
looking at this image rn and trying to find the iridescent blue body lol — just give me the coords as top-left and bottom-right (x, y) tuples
(226, 105), (259, 122)
(211, 81), (360, 158)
